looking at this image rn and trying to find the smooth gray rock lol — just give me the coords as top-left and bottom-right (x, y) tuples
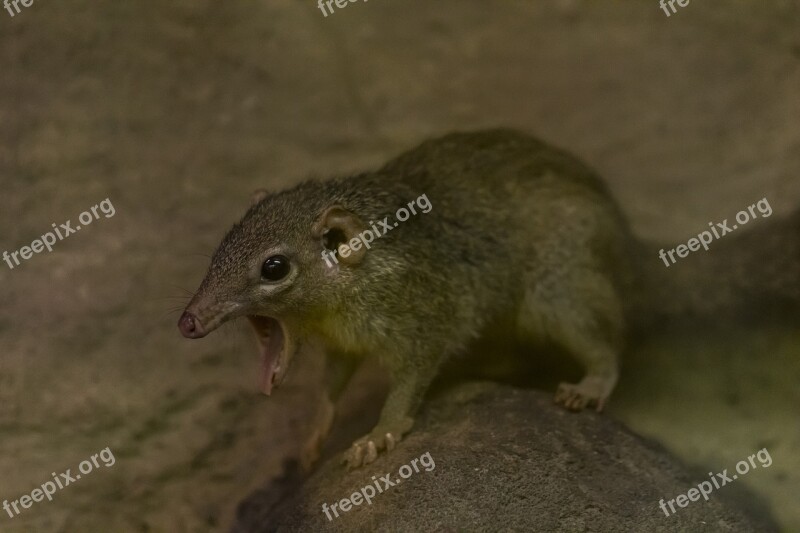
(233, 383), (775, 532)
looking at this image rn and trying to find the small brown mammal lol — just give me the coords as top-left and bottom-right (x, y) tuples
(179, 129), (799, 469)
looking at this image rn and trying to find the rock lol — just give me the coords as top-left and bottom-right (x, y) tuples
(233, 383), (776, 532)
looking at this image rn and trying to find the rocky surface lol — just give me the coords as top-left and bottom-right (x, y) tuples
(234, 383), (775, 532)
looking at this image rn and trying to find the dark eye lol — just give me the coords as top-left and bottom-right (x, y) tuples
(261, 255), (291, 281)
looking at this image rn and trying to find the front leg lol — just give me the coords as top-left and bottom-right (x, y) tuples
(301, 353), (359, 471)
(343, 352), (443, 469)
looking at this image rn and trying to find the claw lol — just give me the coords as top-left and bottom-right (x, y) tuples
(343, 424), (410, 469)
(555, 378), (612, 412)
(596, 396), (607, 413)
(365, 441), (378, 464)
(347, 443), (365, 469)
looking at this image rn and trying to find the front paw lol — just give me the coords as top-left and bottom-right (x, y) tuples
(342, 418), (413, 469)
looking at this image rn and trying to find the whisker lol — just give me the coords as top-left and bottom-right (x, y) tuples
(170, 285), (197, 297)
(160, 309), (185, 320)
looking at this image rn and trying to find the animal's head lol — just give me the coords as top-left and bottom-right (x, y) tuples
(178, 184), (372, 394)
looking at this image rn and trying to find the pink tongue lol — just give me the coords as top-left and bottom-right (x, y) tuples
(258, 320), (284, 396)
(260, 349), (278, 396)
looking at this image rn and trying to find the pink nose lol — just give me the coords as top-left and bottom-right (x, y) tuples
(178, 311), (206, 338)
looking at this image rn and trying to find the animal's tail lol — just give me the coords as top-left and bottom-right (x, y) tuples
(624, 207), (800, 332)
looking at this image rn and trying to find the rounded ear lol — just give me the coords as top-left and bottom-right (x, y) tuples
(251, 188), (269, 207)
(312, 206), (369, 266)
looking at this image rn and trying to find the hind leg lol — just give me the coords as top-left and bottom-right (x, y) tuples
(554, 341), (618, 412)
(518, 269), (624, 412)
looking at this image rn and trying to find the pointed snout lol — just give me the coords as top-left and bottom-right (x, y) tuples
(178, 311), (206, 339)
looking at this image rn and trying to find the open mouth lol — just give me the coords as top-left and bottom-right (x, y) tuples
(247, 315), (290, 396)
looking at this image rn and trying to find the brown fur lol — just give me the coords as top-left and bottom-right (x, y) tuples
(181, 129), (799, 468)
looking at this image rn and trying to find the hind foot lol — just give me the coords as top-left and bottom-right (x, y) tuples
(555, 375), (616, 412)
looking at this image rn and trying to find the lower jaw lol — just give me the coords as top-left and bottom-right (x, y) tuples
(247, 315), (287, 396)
